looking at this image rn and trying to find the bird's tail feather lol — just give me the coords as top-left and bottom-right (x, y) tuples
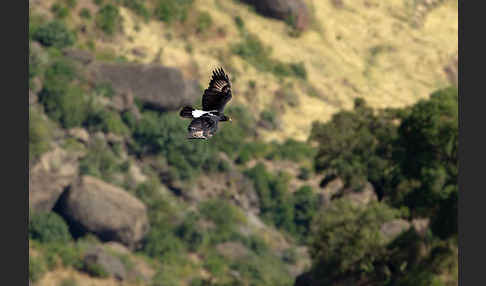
(180, 106), (195, 118)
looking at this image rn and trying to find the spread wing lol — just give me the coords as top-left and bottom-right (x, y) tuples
(202, 68), (232, 112)
(187, 114), (219, 139)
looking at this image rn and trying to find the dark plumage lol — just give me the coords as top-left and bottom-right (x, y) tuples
(180, 68), (233, 139)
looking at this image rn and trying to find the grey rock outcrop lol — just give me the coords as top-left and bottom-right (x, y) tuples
(83, 244), (126, 281)
(240, 0), (310, 31)
(29, 147), (79, 212)
(58, 176), (149, 249)
(87, 62), (200, 112)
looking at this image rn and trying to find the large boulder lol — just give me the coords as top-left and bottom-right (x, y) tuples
(87, 62), (200, 112)
(58, 176), (149, 249)
(240, 0), (310, 31)
(29, 147), (79, 212)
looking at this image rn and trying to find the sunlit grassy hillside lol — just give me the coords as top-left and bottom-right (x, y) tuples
(70, 0), (458, 140)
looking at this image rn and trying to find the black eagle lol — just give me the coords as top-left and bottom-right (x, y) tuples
(179, 68), (233, 139)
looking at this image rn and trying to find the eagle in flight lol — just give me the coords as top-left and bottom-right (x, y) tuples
(179, 67), (233, 139)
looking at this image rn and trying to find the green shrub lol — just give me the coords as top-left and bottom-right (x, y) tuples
(93, 0), (103, 5)
(29, 12), (45, 40)
(91, 109), (130, 136)
(38, 59), (92, 129)
(175, 212), (208, 251)
(51, 3), (70, 19)
(83, 262), (109, 278)
(232, 32), (308, 79)
(200, 199), (244, 243)
(204, 252), (226, 278)
(243, 235), (269, 256)
(29, 211), (72, 243)
(260, 109), (278, 130)
(79, 8), (92, 19)
(59, 277), (79, 286)
(282, 247), (298, 264)
(29, 109), (52, 162)
(121, 110), (138, 131)
(122, 0), (151, 21)
(267, 139), (316, 162)
(96, 4), (121, 35)
(79, 138), (123, 181)
(244, 164), (296, 235)
(33, 20), (75, 48)
(143, 227), (185, 262)
(29, 256), (47, 283)
(66, 0), (77, 8)
(236, 141), (269, 165)
(94, 81), (115, 98)
(298, 166), (311, 180)
(292, 186), (318, 239)
(196, 11), (213, 33)
(234, 16), (245, 30)
(134, 111), (212, 181)
(40, 83), (89, 129)
(153, 0), (194, 24)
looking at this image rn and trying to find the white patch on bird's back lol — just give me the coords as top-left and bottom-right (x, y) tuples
(192, 109), (219, 118)
(192, 109), (208, 118)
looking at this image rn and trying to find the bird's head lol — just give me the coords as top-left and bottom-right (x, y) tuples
(221, 115), (232, 122)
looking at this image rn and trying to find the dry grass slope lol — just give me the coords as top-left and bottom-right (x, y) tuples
(32, 0), (457, 142)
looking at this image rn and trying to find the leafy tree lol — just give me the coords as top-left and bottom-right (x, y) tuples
(309, 199), (399, 283)
(396, 87), (458, 217)
(310, 97), (400, 193)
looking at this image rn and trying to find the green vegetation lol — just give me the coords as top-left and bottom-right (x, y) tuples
(122, 0), (151, 21)
(133, 111), (215, 181)
(96, 4), (122, 35)
(310, 97), (401, 191)
(199, 199), (245, 243)
(245, 164), (299, 237)
(267, 138), (316, 162)
(29, 255), (47, 283)
(196, 11), (213, 33)
(59, 277), (79, 286)
(29, 108), (52, 162)
(307, 87), (458, 285)
(33, 20), (75, 48)
(51, 3), (70, 19)
(292, 186), (319, 239)
(310, 199), (399, 282)
(79, 138), (126, 181)
(79, 8), (92, 19)
(27, 1), (457, 284)
(153, 0), (194, 24)
(29, 211), (72, 243)
(232, 32), (308, 79)
(83, 262), (109, 278)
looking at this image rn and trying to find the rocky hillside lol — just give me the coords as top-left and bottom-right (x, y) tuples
(29, 0), (458, 286)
